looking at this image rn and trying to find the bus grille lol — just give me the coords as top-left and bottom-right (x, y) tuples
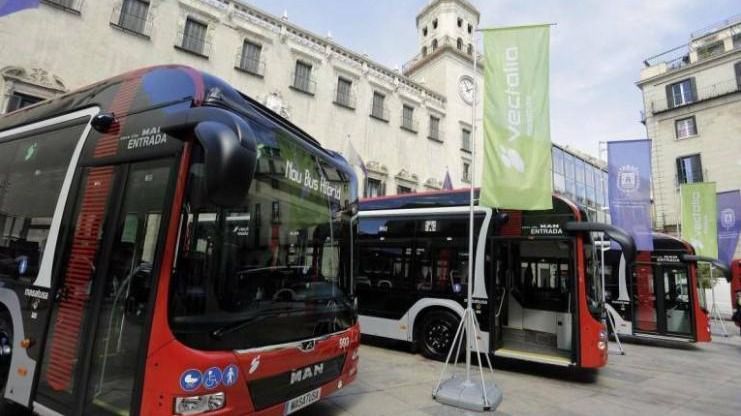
(248, 354), (345, 411)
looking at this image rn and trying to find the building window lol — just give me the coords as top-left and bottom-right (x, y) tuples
(735, 61), (741, 89)
(461, 128), (471, 152)
(43, 0), (81, 13)
(462, 161), (471, 183)
(457, 38), (463, 50)
(432, 18), (438, 29)
(467, 44), (473, 55)
(114, 0), (150, 36)
(292, 61), (315, 95)
(334, 77), (355, 109)
(468, 24), (473, 34)
(667, 78), (695, 108)
(5, 92), (43, 113)
(675, 116), (697, 139)
(370, 92), (388, 121)
(179, 18), (208, 56)
(428, 116), (441, 141)
(401, 105), (417, 133)
(422, 46), (427, 56)
(676, 154), (703, 184)
(432, 38), (438, 51)
(552, 147), (564, 175)
(365, 178), (385, 198)
(397, 185), (413, 194)
(423, 27), (428, 37)
(457, 18), (463, 28)
(237, 40), (264, 76)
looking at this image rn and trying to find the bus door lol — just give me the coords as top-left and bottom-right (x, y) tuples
(633, 261), (693, 338)
(488, 240), (507, 351)
(36, 158), (175, 415)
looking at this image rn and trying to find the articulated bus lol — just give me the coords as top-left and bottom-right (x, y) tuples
(355, 190), (635, 368)
(604, 233), (729, 343)
(0, 66), (360, 415)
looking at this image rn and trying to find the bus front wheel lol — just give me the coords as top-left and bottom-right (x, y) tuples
(417, 310), (462, 362)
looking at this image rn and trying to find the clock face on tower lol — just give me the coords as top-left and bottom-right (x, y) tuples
(458, 75), (475, 105)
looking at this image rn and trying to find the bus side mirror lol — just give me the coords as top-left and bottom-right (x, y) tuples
(163, 106), (258, 207)
(193, 120), (257, 207)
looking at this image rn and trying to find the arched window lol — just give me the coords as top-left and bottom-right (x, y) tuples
(422, 26), (428, 37)
(468, 24), (473, 34)
(457, 18), (463, 28)
(432, 18), (438, 29)
(432, 38), (438, 50)
(457, 38), (463, 50)
(467, 43), (473, 55)
(422, 46), (427, 56)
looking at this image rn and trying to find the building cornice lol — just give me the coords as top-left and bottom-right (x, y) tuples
(416, 0), (480, 25)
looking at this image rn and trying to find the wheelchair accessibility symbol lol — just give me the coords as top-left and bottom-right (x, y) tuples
(203, 367), (223, 390)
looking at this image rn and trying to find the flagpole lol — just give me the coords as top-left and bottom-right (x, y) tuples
(465, 25), (479, 383)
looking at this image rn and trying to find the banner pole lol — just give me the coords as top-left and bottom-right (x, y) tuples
(465, 24), (478, 384)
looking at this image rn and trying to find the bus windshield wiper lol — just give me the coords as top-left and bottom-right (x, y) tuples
(210, 306), (297, 339)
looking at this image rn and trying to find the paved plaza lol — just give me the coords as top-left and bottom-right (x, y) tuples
(298, 323), (741, 415)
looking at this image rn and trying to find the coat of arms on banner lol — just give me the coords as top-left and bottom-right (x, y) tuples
(721, 208), (736, 230)
(617, 165), (639, 194)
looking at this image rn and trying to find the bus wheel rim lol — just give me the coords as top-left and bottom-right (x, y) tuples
(426, 322), (452, 354)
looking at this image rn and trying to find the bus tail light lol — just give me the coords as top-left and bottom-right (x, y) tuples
(174, 392), (225, 415)
(598, 329), (607, 350)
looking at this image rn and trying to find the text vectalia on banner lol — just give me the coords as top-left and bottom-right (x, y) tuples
(480, 24), (553, 210)
(681, 182), (718, 258)
(716, 190), (740, 266)
(607, 140), (654, 251)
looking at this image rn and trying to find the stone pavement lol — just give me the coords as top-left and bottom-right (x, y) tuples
(297, 323), (741, 415)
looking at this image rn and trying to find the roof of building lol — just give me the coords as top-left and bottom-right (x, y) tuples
(416, 0), (481, 25)
(231, 0), (446, 104)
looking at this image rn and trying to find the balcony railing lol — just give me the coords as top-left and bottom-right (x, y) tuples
(234, 53), (265, 77)
(333, 89), (356, 109)
(370, 106), (389, 122)
(174, 31), (211, 58)
(690, 14), (741, 39)
(428, 129), (444, 142)
(42, 0), (83, 14)
(400, 115), (419, 133)
(110, 5), (153, 38)
(650, 78), (740, 114)
(290, 72), (316, 95)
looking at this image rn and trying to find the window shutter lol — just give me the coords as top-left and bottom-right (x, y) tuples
(676, 158), (685, 184)
(689, 77), (697, 102)
(735, 62), (741, 89)
(665, 84), (674, 109)
(692, 155), (703, 182)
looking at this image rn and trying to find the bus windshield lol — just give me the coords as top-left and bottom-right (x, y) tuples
(169, 134), (355, 351)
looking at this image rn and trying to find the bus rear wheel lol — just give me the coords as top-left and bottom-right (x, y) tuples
(417, 310), (462, 362)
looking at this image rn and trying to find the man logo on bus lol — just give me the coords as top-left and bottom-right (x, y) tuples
(290, 364), (324, 385)
(617, 165), (640, 194)
(721, 208), (735, 230)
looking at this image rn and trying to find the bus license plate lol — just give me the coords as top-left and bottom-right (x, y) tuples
(285, 388), (321, 414)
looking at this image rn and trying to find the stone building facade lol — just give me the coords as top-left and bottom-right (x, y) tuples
(638, 15), (741, 314)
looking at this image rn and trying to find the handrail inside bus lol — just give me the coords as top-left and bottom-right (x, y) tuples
(562, 222), (637, 264)
(679, 254), (731, 281)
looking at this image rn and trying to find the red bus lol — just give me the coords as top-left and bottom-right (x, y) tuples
(356, 190), (635, 368)
(604, 233), (729, 343)
(0, 66), (359, 415)
(732, 259), (741, 334)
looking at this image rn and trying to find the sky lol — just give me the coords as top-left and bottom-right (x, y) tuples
(246, 0), (738, 158)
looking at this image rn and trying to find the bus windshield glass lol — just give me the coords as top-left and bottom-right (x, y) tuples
(170, 125), (355, 350)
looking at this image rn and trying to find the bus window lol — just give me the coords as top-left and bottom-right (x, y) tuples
(0, 125), (79, 283)
(515, 240), (572, 312)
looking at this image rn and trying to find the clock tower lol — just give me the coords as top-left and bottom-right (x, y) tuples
(403, 0), (482, 187)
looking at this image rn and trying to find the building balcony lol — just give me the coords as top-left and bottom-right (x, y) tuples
(110, 5), (153, 38)
(333, 89), (357, 110)
(42, 0), (83, 14)
(174, 32), (211, 58)
(234, 53), (265, 77)
(649, 78), (740, 114)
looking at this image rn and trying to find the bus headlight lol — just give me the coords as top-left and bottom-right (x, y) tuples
(599, 329), (607, 341)
(598, 341), (606, 350)
(174, 392), (225, 415)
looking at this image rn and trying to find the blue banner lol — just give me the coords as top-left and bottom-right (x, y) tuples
(608, 140), (653, 251)
(717, 190), (741, 266)
(0, 0), (40, 17)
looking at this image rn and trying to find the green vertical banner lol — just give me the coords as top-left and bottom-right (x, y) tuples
(681, 182), (718, 257)
(480, 25), (553, 210)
